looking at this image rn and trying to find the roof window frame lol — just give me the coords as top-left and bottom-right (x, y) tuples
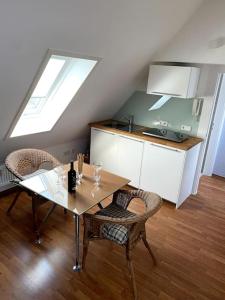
(6, 49), (101, 139)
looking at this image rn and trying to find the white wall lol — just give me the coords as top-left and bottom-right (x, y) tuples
(0, 0), (204, 162)
(197, 66), (225, 176)
(153, 0), (225, 178)
(154, 0), (225, 65)
(0, 138), (88, 166)
(213, 112), (225, 177)
(45, 137), (88, 164)
(189, 65), (218, 188)
(213, 114), (225, 177)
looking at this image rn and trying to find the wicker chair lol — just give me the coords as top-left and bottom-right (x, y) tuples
(82, 189), (162, 299)
(5, 148), (60, 180)
(5, 149), (61, 240)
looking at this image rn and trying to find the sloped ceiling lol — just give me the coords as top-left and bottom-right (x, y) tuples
(0, 0), (204, 162)
(154, 0), (225, 64)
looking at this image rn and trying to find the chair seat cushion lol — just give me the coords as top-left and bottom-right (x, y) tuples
(101, 223), (129, 245)
(96, 204), (136, 245)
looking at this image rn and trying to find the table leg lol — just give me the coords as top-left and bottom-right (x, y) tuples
(73, 214), (81, 272)
(32, 195), (41, 244)
(32, 195), (57, 244)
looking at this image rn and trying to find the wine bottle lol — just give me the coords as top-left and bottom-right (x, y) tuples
(68, 161), (76, 193)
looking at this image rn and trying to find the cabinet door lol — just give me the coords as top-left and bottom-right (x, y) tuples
(90, 128), (117, 174)
(115, 135), (144, 188)
(140, 142), (185, 203)
(147, 65), (199, 98)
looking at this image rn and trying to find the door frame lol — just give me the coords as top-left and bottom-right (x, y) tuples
(201, 73), (225, 176)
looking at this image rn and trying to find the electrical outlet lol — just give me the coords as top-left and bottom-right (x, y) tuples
(159, 120), (168, 127)
(181, 125), (192, 132)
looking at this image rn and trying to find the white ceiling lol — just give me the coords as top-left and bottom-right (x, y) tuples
(154, 0), (225, 64)
(0, 0), (204, 161)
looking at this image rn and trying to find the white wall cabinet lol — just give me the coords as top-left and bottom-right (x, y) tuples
(90, 127), (201, 207)
(147, 65), (200, 98)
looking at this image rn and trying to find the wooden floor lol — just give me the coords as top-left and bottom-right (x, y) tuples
(0, 175), (225, 300)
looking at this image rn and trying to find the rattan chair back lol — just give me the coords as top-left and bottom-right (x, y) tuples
(5, 148), (60, 180)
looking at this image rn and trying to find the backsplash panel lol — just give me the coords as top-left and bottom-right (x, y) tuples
(114, 91), (200, 136)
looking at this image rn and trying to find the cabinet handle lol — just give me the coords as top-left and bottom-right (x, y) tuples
(93, 128), (115, 135)
(150, 143), (182, 152)
(151, 91), (182, 97)
(118, 135), (143, 143)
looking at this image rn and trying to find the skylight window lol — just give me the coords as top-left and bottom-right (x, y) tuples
(10, 52), (98, 137)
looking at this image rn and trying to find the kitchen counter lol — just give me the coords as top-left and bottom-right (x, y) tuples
(89, 120), (203, 151)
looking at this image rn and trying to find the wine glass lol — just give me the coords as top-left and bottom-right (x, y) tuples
(77, 153), (84, 183)
(76, 172), (82, 185)
(56, 165), (66, 185)
(93, 162), (102, 186)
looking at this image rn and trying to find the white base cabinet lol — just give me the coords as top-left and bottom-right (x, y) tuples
(139, 142), (201, 208)
(115, 135), (144, 187)
(90, 128), (144, 188)
(140, 143), (184, 204)
(90, 127), (201, 207)
(90, 128), (117, 174)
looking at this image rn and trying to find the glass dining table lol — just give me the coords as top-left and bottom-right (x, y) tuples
(19, 162), (130, 271)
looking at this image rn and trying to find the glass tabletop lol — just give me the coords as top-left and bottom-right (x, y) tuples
(20, 162), (130, 215)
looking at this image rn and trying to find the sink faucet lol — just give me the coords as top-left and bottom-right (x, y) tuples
(123, 115), (134, 132)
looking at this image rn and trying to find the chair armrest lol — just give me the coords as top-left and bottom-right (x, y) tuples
(83, 212), (139, 226)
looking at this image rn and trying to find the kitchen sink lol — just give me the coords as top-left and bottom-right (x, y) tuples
(103, 121), (141, 132)
(104, 121), (127, 129)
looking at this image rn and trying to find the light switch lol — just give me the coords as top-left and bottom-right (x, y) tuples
(181, 125), (192, 132)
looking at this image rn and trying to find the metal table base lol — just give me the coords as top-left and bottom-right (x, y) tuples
(73, 214), (81, 272)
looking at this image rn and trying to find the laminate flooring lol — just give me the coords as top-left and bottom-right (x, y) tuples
(0, 175), (224, 300)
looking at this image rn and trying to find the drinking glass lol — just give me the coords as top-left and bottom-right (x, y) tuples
(77, 153), (84, 181)
(76, 172), (83, 185)
(56, 165), (66, 185)
(93, 162), (102, 186)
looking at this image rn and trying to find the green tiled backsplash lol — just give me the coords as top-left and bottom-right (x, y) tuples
(114, 91), (200, 136)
